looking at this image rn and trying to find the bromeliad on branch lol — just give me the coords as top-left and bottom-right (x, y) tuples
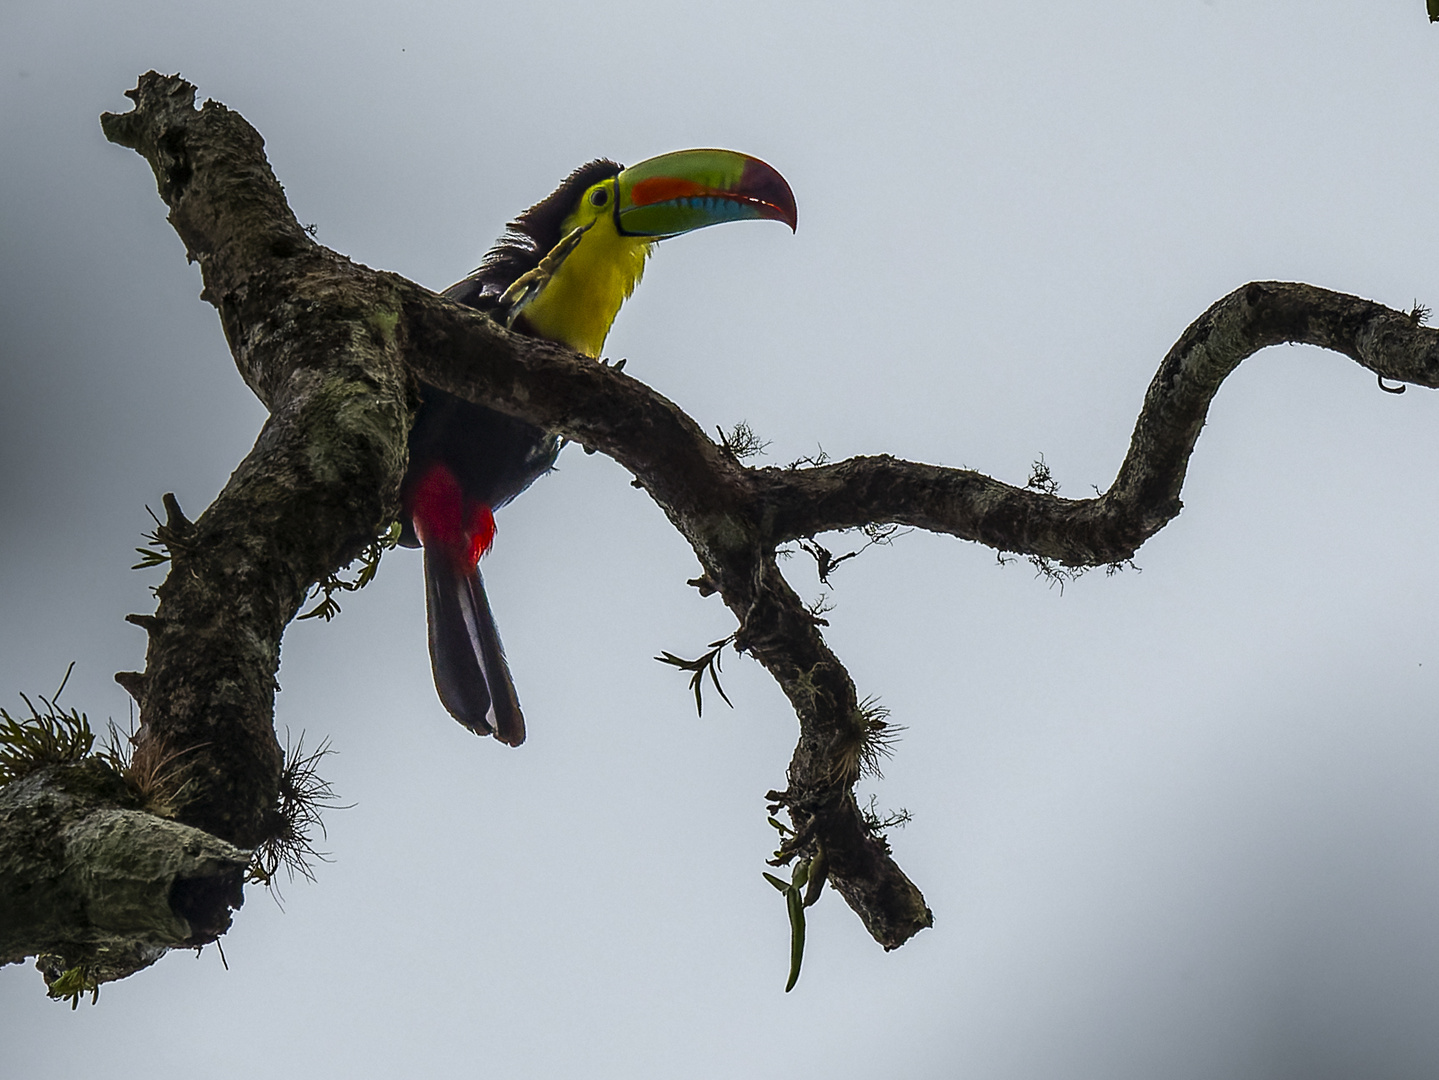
(399, 150), (797, 745)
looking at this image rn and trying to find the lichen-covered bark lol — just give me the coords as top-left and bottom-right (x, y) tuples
(7, 70), (1437, 990)
(101, 78), (413, 849)
(0, 761), (248, 988)
(1, 73), (410, 989)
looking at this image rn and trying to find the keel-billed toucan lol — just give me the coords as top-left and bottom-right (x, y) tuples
(400, 149), (797, 745)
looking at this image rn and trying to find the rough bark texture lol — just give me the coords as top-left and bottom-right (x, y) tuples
(0, 760), (248, 989)
(98, 79), (412, 852)
(4, 71), (1437, 990)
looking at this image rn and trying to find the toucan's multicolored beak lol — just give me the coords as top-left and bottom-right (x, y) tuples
(615, 149), (798, 238)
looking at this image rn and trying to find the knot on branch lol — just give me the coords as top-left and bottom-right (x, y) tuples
(114, 670), (147, 706)
(100, 74), (200, 205)
(100, 71), (196, 150)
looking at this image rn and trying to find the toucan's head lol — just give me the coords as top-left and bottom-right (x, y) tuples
(559, 148), (798, 240)
(450, 149), (796, 357)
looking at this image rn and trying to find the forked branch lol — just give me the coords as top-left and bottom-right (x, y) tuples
(5, 71), (1434, 991)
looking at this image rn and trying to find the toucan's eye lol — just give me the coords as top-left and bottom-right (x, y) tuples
(590, 187), (610, 207)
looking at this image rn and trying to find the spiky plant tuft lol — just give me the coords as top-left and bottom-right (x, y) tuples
(0, 664), (95, 785)
(853, 695), (904, 780)
(831, 694), (905, 784)
(102, 716), (204, 818)
(248, 732), (349, 897)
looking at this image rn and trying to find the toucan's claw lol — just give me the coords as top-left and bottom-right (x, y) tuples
(499, 223), (592, 325)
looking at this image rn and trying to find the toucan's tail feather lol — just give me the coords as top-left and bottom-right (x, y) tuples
(423, 550), (526, 746)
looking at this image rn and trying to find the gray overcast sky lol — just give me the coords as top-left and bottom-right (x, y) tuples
(4, 2), (1439, 1077)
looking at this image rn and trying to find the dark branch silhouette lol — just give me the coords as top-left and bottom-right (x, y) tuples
(3, 71), (1436, 993)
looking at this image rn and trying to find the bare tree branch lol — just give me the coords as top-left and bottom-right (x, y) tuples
(100, 77), (413, 853)
(6, 70), (1435, 990)
(756, 285), (1439, 558)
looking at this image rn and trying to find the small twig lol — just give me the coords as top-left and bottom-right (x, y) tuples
(797, 522), (908, 585)
(785, 446), (830, 470)
(716, 420), (770, 461)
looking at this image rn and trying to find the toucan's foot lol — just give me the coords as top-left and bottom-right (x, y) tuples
(499, 223), (592, 325)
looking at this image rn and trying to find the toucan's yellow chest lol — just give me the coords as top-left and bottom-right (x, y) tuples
(518, 216), (655, 358)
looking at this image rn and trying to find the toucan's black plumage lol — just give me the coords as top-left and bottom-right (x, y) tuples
(442, 160), (622, 313)
(400, 161), (624, 746)
(403, 150), (796, 746)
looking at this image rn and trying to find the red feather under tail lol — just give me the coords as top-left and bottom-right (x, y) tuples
(409, 462), (523, 745)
